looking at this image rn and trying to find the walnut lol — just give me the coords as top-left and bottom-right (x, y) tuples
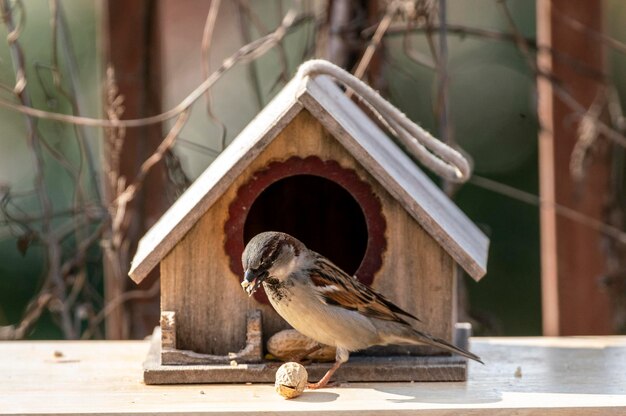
(275, 362), (308, 399)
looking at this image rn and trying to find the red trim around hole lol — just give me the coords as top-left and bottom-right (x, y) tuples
(224, 156), (386, 304)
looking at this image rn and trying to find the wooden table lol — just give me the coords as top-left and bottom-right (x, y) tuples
(1, 337), (625, 415)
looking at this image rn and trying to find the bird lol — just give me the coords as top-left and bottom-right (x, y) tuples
(240, 231), (483, 389)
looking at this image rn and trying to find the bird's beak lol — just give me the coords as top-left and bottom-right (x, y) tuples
(243, 269), (256, 284)
(241, 269), (268, 296)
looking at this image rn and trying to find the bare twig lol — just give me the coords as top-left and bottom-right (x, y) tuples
(552, 5), (626, 55)
(402, 19), (436, 69)
(64, 223), (106, 310)
(1, 0), (75, 339)
(436, 0), (455, 195)
(200, 0), (228, 149)
(81, 279), (160, 340)
(353, 2), (397, 80)
(114, 110), (191, 209)
(497, 0), (626, 149)
(236, 0), (266, 109)
(607, 87), (626, 132)
(0, 13), (312, 129)
(469, 175), (626, 244)
(367, 21), (535, 45)
(0, 293), (53, 340)
(570, 90), (604, 182)
(379, 21), (606, 82)
(238, 0), (291, 85)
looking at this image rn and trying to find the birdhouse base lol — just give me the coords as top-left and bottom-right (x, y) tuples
(143, 324), (472, 385)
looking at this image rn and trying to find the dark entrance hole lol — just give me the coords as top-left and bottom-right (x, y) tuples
(243, 175), (368, 275)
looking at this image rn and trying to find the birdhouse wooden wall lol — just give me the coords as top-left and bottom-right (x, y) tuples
(160, 109), (456, 357)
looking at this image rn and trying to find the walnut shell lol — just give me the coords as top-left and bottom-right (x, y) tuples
(275, 362), (308, 399)
(267, 329), (336, 362)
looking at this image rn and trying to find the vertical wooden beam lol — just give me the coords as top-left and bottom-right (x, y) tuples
(537, 0), (613, 335)
(537, 0), (559, 337)
(327, 0), (353, 67)
(103, 0), (165, 339)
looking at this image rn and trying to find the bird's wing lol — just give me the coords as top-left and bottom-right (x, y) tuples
(308, 254), (420, 324)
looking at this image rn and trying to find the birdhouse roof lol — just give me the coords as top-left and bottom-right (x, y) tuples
(129, 75), (489, 284)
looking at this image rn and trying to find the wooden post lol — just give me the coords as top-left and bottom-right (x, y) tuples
(537, 0), (613, 335)
(160, 311), (176, 350)
(102, 0), (165, 339)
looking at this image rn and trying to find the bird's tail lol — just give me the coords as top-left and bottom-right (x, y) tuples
(389, 327), (484, 364)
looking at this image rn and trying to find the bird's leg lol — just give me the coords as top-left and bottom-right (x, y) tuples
(307, 360), (342, 389)
(307, 348), (349, 390)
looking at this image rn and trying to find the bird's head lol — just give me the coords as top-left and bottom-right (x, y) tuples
(241, 231), (304, 296)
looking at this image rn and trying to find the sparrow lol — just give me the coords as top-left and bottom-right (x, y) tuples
(241, 231), (483, 389)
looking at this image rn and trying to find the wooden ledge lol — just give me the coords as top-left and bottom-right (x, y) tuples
(144, 327), (467, 384)
(1, 336), (625, 415)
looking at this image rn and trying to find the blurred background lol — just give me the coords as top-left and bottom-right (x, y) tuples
(0, 0), (625, 340)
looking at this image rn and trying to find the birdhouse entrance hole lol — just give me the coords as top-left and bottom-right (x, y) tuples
(243, 174), (367, 276)
(225, 156), (386, 304)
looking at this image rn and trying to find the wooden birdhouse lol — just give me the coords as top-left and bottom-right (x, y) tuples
(129, 73), (489, 385)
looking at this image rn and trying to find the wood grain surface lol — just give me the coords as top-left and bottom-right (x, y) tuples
(160, 109), (454, 355)
(1, 337), (625, 415)
(130, 75), (488, 284)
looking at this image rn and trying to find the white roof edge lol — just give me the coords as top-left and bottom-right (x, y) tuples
(299, 76), (489, 280)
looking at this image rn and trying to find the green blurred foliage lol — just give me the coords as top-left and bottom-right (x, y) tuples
(386, 0), (541, 335)
(0, 1), (100, 338)
(607, 0), (626, 109)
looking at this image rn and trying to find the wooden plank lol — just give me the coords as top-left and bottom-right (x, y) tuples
(160, 311), (262, 365)
(536, 0), (559, 336)
(1, 337), (625, 415)
(159, 311), (176, 349)
(103, 0), (165, 338)
(299, 77), (489, 280)
(537, 0), (613, 335)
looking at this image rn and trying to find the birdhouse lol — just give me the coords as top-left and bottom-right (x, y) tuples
(129, 74), (489, 385)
